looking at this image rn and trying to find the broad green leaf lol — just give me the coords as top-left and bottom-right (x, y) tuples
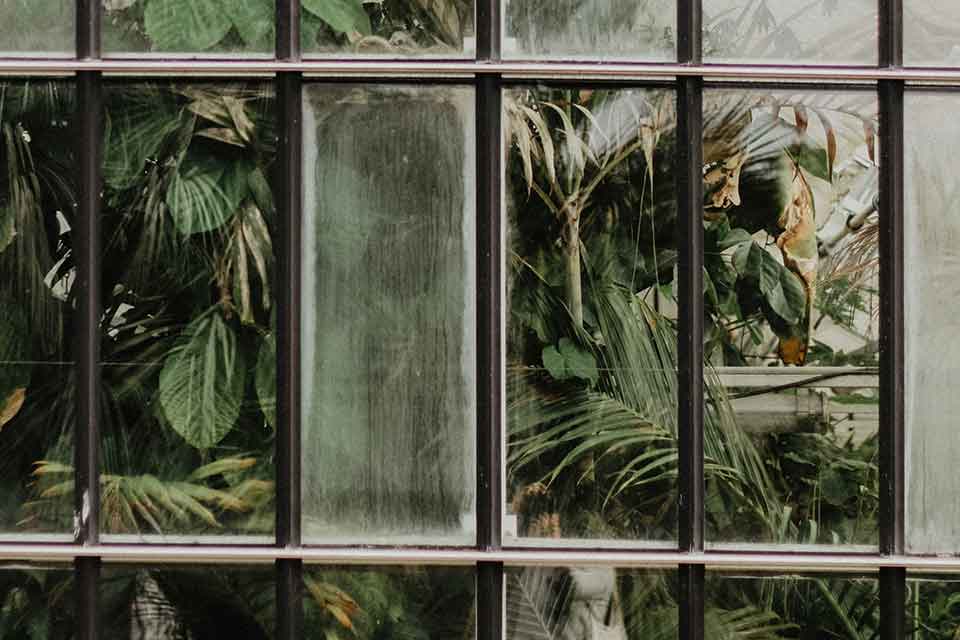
(255, 334), (276, 430)
(230, 0), (275, 48)
(302, 0), (372, 35)
(732, 242), (806, 325)
(144, 0), (233, 51)
(158, 313), (245, 450)
(165, 154), (237, 235)
(541, 337), (599, 385)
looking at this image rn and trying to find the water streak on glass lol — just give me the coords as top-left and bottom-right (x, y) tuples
(505, 566), (677, 638)
(905, 92), (960, 554)
(905, 1), (960, 66)
(99, 82), (277, 542)
(504, 86), (678, 544)
(301, 84), (477, 544)
(0, 81), (75, 536)
(0, 0), (74, 55)
(102, 0), (275, 55)
(102, 566), (275, 637)
(503, 0), (675, 61)
(301, 0), (476, 57)
(305, 566), (475, 638)
(702, 89), (880, 548)
(703, 0), (877, 65)
(707, 572), (879, 637)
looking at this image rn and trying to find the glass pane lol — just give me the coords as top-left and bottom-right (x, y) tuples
(301, 0), (475, 57)
(0, 81), (75, 536)
(99, 83), (277, 542)
(0, 0), (74, 55)
(102, 565), (275, 637)
(502, 0), (675, 61)
(304, 566), (475, 637)
(0, 565), (75, 637)
(505, 566), (677, 638)
(504, 85), (678, 545)
(905, 92), (960, 554)
(905, 1), (960, 66)
(907, 575), (960, 637)
(301, 84), (476, 544)
(102, 0), (274, 55)
(703, 89), (880, 548)
(707, 572), (879, 637)
(703, 0), (877, 65)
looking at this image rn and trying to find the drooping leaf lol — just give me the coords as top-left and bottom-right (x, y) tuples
(226, 200), (273, 324)
(158, 312), (245, 450)
(255, 333), (276, 430)
(143, 0), (233, 51)
(165, 154), (238, 235)
(0, 387), (25, 430)
(302, 0), (372, 36)
(541, 338), (599, 385)
(733, 242), (807, 326)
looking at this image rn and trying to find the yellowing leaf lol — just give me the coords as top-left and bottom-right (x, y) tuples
(0, 387), (25, 429)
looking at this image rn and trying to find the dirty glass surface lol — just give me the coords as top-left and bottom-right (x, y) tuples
(904, 0), (960, 66)
(702, 89), (880, 548)
(504, 85), (678, 545)
(301, 84), (476, 544)
(0, 0), (74, 55)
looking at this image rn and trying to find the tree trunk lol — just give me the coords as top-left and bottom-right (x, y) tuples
(563, 203), (584, 329)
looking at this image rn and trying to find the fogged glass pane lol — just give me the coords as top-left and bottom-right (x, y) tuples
(102, 0), (274, 55)
(0, 0), (74, 55)
(305, 566), (475, 638)
(703, 0), (877, 64)
(707, 572), (879, 637)
(301, 0), (475, 57)
(505, 86), (678, 544)
(0, 81), (75, 535)
(907, 575), (960, 637)
(102, 566), (274, 638)
(503, 0), (675, 60)
(99, 83), (276, 541)
(506, 567), (677, 638)
(302, 85), (476, 543)
(905, 92), (960, 554)
(905, 1), (960, 66)
(702, 89), (880, 547)
(0, 565), (75, 637)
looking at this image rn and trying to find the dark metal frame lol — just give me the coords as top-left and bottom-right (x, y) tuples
(0, 0), (930, 636)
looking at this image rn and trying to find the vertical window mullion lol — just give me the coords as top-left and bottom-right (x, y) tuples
(276, 1), (304, 638)
(476, 0), (500, 61)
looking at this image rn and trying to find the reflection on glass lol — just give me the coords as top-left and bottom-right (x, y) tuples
(97, 83), (276, 541)
(0, 0), (74, 55)
(301, 0), (475, 57)
(905, 93), (960, 554)
(0, 81), (75, 535)
(702, 90), (880, 547)
(503, 0), (675, 60)
(905, 1), (960, 66)
(305, 566), (475, 638)
(505, 567), (676, 638)
(102, 0), (275, 55)
(707, 572), (879, 637)
(301, 85), (476, 544)
(102, 566), (275, 638)
(0, 565), (74, 637)
(505, 86), (678, 544)
(907, 575), (960, 638)
(703, 0), (877, 64)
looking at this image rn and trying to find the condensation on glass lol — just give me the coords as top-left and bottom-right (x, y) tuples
(904, 0), (960, 66)
(301, 0), (476, 57)
(905, 92), (960, 554)
(702, 89), (880, 548)
(0, 564), (75, 636)
(504, 85), (678, 545)
(707, 572), (880, 636)
(0, 81), (75, 537)
(502, 0), (675, 61)
(304, 565), (476, 637)
(906, 574), (960, 637)
(98, 82), (277, 542)
(505, 566), (677, 638)
(101, 0), (275, 55)
(0, 0), (74, 55)
(101, 565), (275, 637)
(301, 84), (477, 544)
(703, 0), (877, 65)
